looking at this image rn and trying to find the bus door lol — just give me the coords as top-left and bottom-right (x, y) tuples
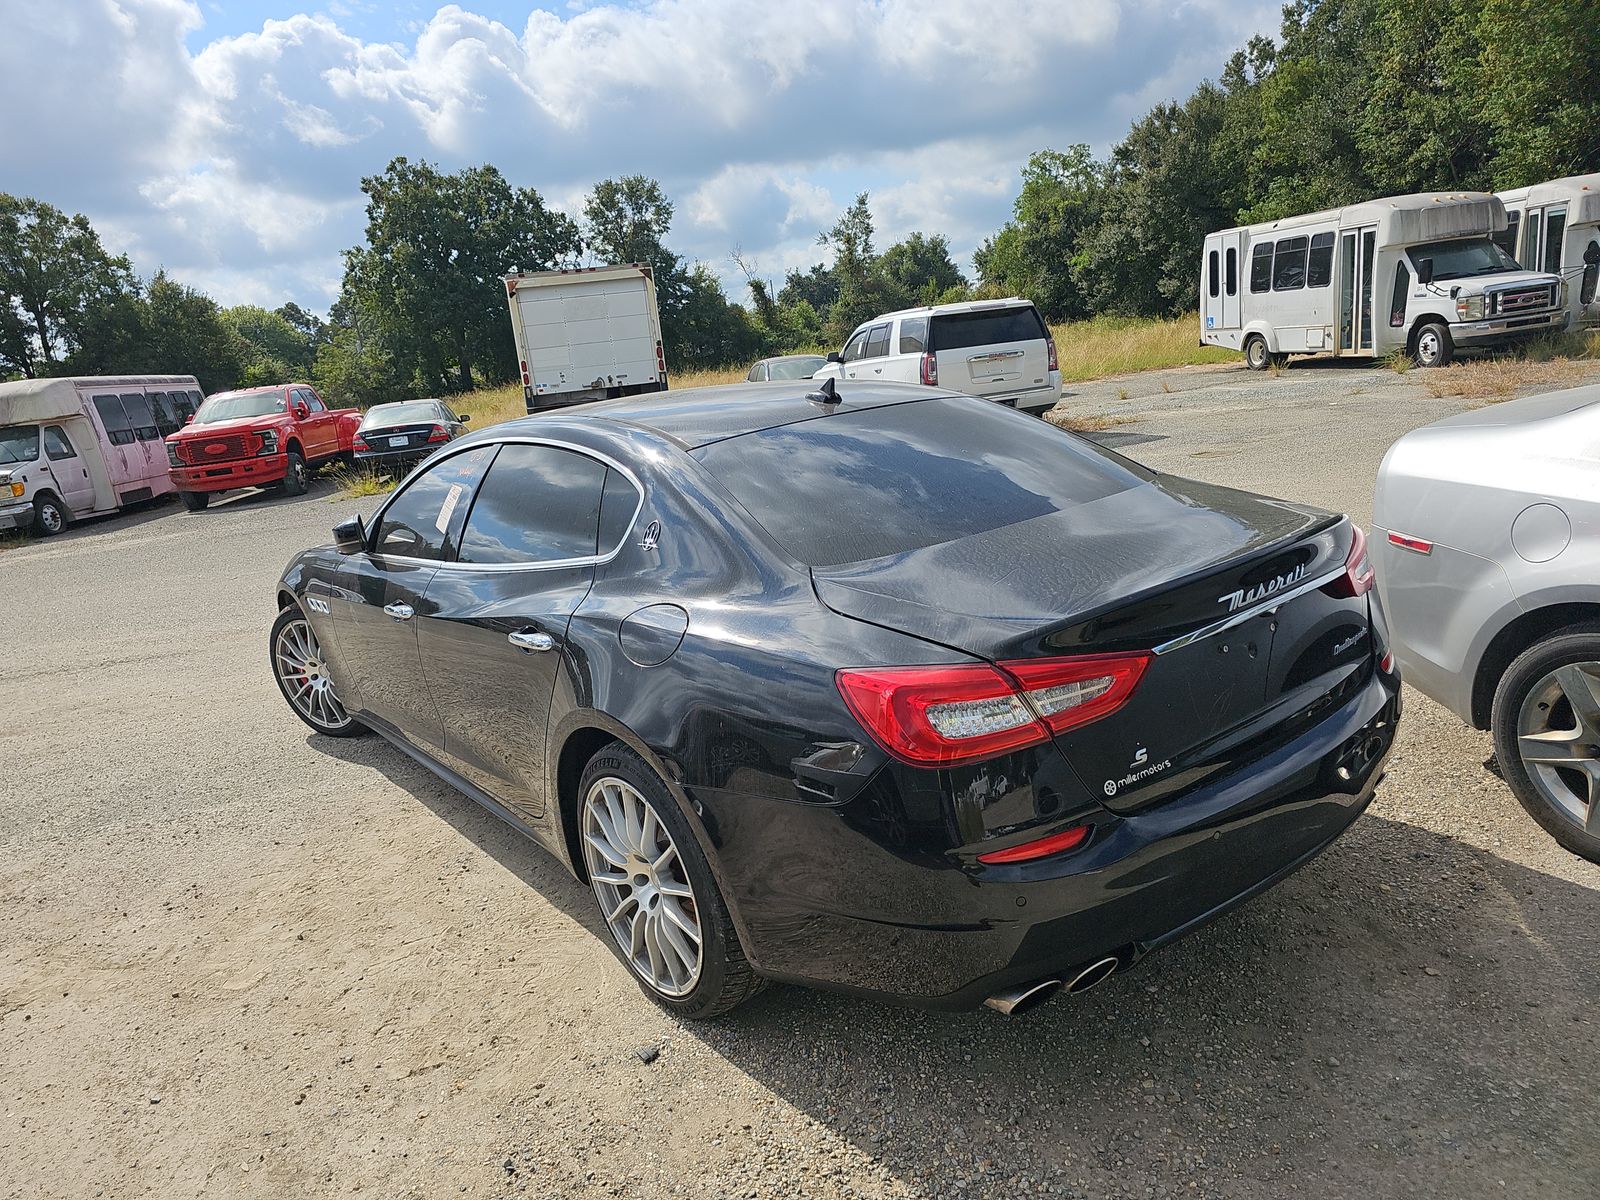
(1337, 226), (1377, 355)
(1523, 206), (1569, 277)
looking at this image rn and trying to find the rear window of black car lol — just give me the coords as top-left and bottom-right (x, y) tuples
(928, 306), (1046, 352)
(692, 398), (1151, 567)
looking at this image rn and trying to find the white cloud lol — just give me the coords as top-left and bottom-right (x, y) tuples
(0, 0), (1279, 311)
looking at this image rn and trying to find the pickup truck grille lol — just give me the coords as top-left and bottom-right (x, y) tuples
(175, 432), (260, 465)
(1490, 285), (1557, 316)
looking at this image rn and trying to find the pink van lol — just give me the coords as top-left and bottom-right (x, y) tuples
(0, 375), (203, 535)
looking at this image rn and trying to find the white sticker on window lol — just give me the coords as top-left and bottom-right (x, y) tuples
(436, 482), (464, 534)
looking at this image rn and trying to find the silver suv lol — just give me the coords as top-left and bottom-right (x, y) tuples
(815, 298), (1062, 415)
(1373, 384), (1600, 862)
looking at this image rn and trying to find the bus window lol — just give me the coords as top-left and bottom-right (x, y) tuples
(1493, 212), (1520, 261)
(1307, 232), (1334, 288)
(1543, 210), (1566, 275)
(93, 395), (136, 446)
(1390, 263), (1410, 327)
(1207, 250), (1219, 298)
(1249, 243), (1272, 293)
(1225, 247), (1237, 295)
(120, 393), (160, 442)
(1272, 236), (1308, 291)
(150, 392), (185, 436)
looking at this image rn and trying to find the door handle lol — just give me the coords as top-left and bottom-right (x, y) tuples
(508, 629), (555, 652)
(383, 602), (414, 621)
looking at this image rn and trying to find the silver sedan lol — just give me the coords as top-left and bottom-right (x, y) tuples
(1373, 383), (1600, 863)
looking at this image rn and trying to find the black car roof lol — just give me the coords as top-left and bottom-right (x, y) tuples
(495, 380), (937, 449)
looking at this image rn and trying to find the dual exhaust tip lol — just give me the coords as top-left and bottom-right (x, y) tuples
(982, 955), (1120, 1015)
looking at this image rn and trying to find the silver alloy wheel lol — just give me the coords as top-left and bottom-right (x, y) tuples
(1417, 328), (1443, 366)
(1516, 661), (1600, 835)
(291, 458), (308, 489)
(1246, 337), (1267, 369)
(581, 776), (703, 997)
(274, 616), (352, 731)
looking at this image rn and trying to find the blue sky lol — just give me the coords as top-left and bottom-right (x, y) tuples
(3, 0), (1280, 314)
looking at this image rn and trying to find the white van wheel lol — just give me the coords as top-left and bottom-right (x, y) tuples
(1243, 335), (1271, 371)
(32, 494), (67, 536)
(1414, 322), (1454, 368)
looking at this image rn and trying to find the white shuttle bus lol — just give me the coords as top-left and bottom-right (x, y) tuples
(1494, 172), (1600, 330)
(1200, 192), (1565, 370)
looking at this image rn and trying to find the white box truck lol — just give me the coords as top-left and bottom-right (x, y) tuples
(1495, 172), (1600, 330)
(503, 263), (668, 413)
(0, 374), (203, 535)
(1200, 192), (1565, 369)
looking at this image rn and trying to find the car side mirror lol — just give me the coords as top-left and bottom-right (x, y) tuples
(826, 351), (844, 364)
(1416, 258), (1434, 286)
(293, 402), (310, 420)
(184, 414), (195, 425)
(457, 414), (470, 423)
(1584, 241), (1600, 267)
(333, 514), (366, 555)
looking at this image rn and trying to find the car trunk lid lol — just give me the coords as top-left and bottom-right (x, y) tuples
(813, 475), (1370, 811)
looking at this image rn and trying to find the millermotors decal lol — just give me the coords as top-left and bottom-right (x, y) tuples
(1104, 751), (1172, 797)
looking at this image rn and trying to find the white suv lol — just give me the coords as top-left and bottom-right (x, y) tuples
(815, 298), (1061, 415)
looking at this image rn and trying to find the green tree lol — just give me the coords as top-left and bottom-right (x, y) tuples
(0, 194), (139, 377)
(975, 147), (1105, 320)
(337, 157), (581, 396)
(224, 304), (311, 385)
(879, 232), (966, 305)
(1476, 0), (1600, 185)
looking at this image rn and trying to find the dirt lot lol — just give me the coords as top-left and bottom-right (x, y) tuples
(4, 360), (1600, 1199)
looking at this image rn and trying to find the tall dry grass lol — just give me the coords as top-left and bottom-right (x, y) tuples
(1422, 329), (1600, 400)
(1049, 314), (1234, 381)
(444, 368), (751, 433)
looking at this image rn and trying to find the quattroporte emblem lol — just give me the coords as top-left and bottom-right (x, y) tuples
(639, 520), (661, 551)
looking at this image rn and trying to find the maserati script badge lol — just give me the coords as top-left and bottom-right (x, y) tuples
(1218, 561), (1308, 613)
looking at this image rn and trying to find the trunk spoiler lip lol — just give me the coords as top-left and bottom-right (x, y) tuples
(1149, 560), (1349, 655)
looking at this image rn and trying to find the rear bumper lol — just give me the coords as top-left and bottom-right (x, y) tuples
(0, 499), (33, 530)
(707, 667), (1399, 1009)
(170, 453), (286, 493)
(354, 447), (432, 469)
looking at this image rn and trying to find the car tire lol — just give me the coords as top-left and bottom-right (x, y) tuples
(32, 493), (67, 536)
(1414, 321), (1454, 368)
(1243, 335), (1270, 371)
(577, 742), (764, 1018)
(179, 491), (209, 512)
(268, 604), (368, 738)
(1491, 625), (1600, 864)
(282, 450), (308, 497)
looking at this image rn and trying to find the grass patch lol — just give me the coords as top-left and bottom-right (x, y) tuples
(328, 462), (398, 499)
(1381, 349), (1413, 373)
(1423, 330), (1600, 400)
(1049, 314), (1234, 382)
(1051, 412), (1134, 434)
(0, 529), (29, 552)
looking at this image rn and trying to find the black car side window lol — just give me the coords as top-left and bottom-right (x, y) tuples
(598, 467), (642, 554)
(373, 444), (496, 561)
(456, 443), (609, 565)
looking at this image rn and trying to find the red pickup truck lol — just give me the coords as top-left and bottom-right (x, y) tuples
(166, 383), (361, 510)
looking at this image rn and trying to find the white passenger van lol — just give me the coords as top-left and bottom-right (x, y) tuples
(1200, 192), (1566, 369)
(814, 298), (1061, 415)
(1495, 173), (1600, 330)
(0, 375), (202, 536)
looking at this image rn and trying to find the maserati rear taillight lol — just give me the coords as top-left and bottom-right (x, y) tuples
(919, 351), (938, 386)
(836, 652), (1150, 767)
(1326, 524), (1375, 598)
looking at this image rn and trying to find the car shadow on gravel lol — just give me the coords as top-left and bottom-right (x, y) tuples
(305, 734), (1600, 1198)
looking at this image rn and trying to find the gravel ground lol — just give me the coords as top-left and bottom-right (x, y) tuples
(4, 361), (1600, 1200)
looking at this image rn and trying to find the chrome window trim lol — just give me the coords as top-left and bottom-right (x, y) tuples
(1150, 564), (1347, 656)
(368, 434), (644, 574)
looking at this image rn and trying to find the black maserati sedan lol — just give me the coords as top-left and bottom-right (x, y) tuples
(269, 381), (1400, 1018)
